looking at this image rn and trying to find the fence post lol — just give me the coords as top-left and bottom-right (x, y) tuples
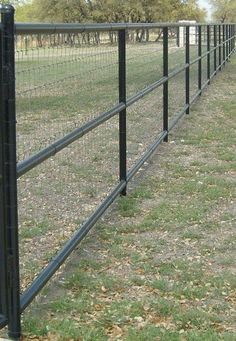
(198, 26), (202, 93)
(207, 25), (211, 83)
(0, 4), (21, 340)
(176, 26), (180, 47)
(0, 12), (8, 327)
(226, 25), (229, 60)
(218, 25), (221, 70)
(118, 29), (127, 196)
(163, 27), (168, 142)
(223, 25), (226, 65)
(234, 25), (236, 51)
(185, 26), (190, 115)
(214, 25), (217, 73)
(231, 25), (234, 53)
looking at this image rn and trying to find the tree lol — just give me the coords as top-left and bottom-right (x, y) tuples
(14, 0), (207, 23)
(16, 0), (91, 23)
(178, 0), (206, 22)
(210, 0), (236, 22)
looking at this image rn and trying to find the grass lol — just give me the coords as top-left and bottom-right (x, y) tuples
(20, 219), (50, 239)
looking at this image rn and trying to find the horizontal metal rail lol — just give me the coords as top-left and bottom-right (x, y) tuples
(15, 22), (236, 35)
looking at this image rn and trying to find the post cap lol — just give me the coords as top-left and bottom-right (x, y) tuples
(0, 4), (15, 13)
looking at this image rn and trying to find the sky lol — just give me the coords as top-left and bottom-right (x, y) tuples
(198, 0), (213, 21)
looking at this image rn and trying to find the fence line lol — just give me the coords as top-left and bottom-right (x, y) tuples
(0, 4), (235, 339)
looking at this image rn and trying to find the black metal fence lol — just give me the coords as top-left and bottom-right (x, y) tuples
(0, 4), (235, 339)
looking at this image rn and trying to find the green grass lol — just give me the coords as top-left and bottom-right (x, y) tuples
(117, 196), (140, 217)
(20, 219), (50, 239)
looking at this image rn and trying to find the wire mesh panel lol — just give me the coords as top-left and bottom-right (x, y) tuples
(126, 90), (163, 170)
(168, 26), (186, 124)
(15, 32), (119, 161)
(126, 28), (164, 98)
(18, 116), (119, 290)
(15, 29), (121, 291)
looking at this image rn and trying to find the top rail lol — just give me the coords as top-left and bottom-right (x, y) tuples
(15, 22), (236, 34)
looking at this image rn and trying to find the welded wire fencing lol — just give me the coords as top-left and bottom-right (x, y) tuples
(0, 4), (235, 339)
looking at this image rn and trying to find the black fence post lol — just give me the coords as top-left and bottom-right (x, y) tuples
(226, 25), (229, 60)
(219, 25), (221, 70)
(176, 26), (180, 47)
(214, 25), (217, 73)
(0, 13), (8, 327)
(185, 26), (190, 115)
(231, 25), (234, 52)
(233, 25), (236, 50)
(207, 25), (211, 83)
(0, 4), (21, 340)
(198, 25), (202, 93)
(233, 25), (236, 49)
(163, 27), (168, 142)
(118, 29), (127, 196)
(223, 25), (226, 65)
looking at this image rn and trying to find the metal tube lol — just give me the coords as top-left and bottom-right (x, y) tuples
(0, 18), (8, 326)
(118, 29), (127, 195)
(219, 25), (221, 71)
(198, 26), (202, 93)
(0, 4), (21, 339)
(163, 27), (169, 142)
(214, 25), (217, 72)
(223, 25), (226, 65)
(185, 26), (190, 114)
(14, 22), (231, 35)
(226, 25), (229, 59)
(207, 25), (211, 83)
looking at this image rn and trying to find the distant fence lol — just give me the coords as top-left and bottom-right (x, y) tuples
(0, 4), (235, 339)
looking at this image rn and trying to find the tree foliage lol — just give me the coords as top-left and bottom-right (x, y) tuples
(15, 0), (206, 23)
(210, 0), (236, 22)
